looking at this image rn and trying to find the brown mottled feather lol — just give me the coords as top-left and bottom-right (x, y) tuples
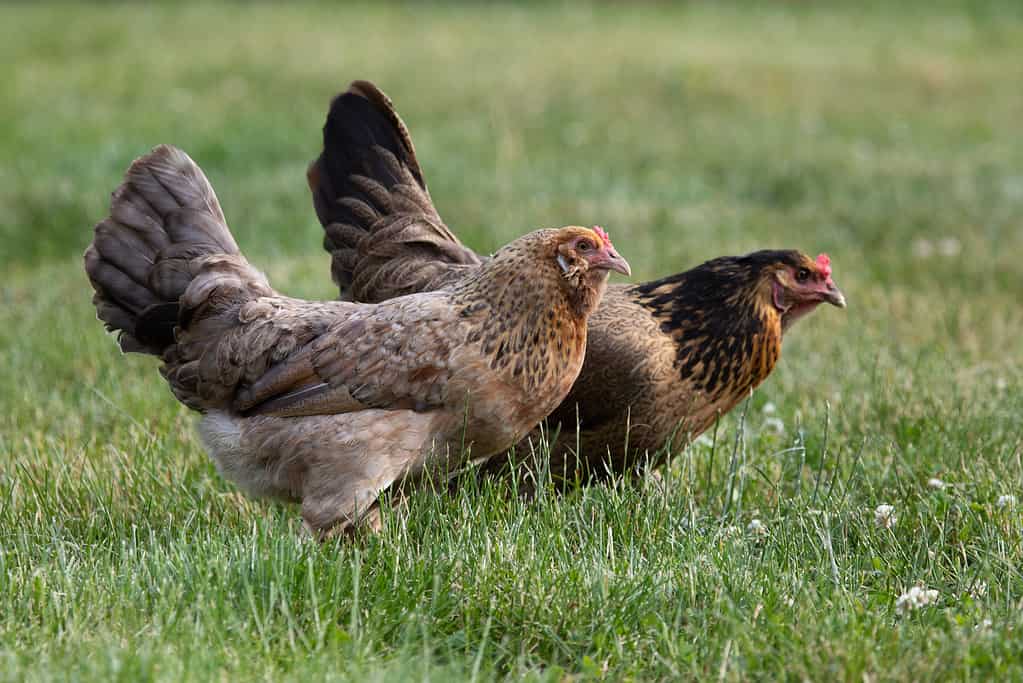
(489, 273), (786, 485)
(84, 144), (613, 534)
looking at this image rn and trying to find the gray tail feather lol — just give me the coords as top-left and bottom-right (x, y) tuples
(84, 144), (256, 356)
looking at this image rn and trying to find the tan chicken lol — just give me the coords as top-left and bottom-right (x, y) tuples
(308, 81), (846, 489)
(84, 145), (629, 533)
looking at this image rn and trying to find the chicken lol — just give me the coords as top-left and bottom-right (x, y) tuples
(307, 80), (847, 489)
(83, 144), (630, 534)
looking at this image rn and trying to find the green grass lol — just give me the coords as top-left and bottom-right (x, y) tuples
(2, 1), (1023, 680)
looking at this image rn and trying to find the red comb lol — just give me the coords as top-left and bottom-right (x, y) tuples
(593, 225), (611, 247)
(816, 253), (832, 279)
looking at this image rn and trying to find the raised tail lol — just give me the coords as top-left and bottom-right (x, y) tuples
(85, 145), (273, 409)
(308, 80), (481, 303)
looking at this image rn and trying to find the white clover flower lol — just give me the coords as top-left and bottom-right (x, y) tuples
(747, 518), (768, 538)
(762, 402), (777, 415)
(937, 236), (962, 257)
(912, 238), (934, 259)
(997, 495), (1016, 509)
(970, 581), (988, 600)
(762, 417), (785, 436)
(895, 586), (939, 614)
(927, 478), (946, 490)
(874, 504), (897, 529)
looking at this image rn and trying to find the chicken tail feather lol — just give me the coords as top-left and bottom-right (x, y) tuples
(84, 144), (270, 357)
(309, 80), (480, 302)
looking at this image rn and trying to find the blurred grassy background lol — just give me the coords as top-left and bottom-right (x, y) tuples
(2, 2), (1022, 680)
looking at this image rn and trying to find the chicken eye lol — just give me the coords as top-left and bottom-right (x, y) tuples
(795, 267), (810, 283)
(576, 239), (593, 252)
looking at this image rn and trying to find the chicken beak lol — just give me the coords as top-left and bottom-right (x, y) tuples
(603, 249), (632, 277)
(823, 280), (846, 308)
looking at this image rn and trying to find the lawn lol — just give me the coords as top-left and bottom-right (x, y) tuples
(2, 1), (1023, 680)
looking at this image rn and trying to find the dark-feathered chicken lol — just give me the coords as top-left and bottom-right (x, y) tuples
(307, 81), (846, 488)
(84, 145), (628, 535)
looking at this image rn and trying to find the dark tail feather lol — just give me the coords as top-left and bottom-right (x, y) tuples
(308, 80), (480, 302)
(309, 80), (430, 229)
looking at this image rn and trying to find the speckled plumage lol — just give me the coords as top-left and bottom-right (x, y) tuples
(498, 258), (789, 484)
(84, 145), (620, 534)
(311, 81), (846, 489)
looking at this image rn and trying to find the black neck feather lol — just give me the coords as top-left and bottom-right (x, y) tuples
(630, 252), (794, 395)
